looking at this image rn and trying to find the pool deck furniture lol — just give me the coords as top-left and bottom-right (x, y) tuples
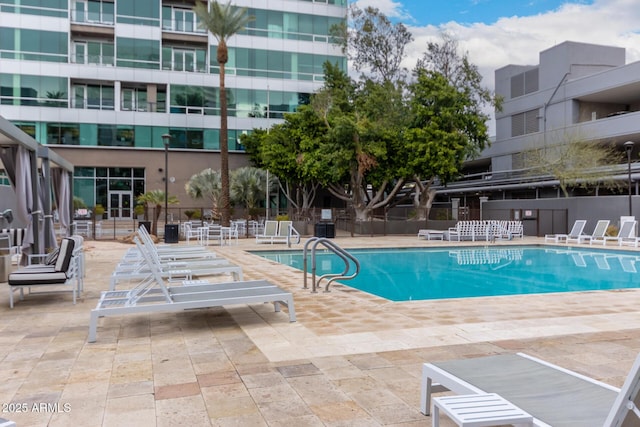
(418, 229), (445, 240)
(544, 219), (587, 243)
(569, 219), (609, 245)
(7, 236), (83, 308)
(256, 220), (300, 246)
(88, 237), (295, 342)
(110, 230), (243, 290)
(593, 220), (637, 246)
(618, 220), (640, 247)
(444, 221), (521, 242)
(432, 393), (533, 427)
(0, 417), (16, 427)
(421, 351), (640, 426)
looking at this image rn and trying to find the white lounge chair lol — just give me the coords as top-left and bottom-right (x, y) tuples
(421, 351), (640, 426)
(88, 237), (295, 342)
(110, 232), (242, 290)
(618, 220), (640, 247)
(255, 220), (278, 243)
(595, 220), (637, 246)
(570, 219), (609, 245)
(544, 219), (587, 243)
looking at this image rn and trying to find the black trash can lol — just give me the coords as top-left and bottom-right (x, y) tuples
(164, 224), (179, 243)
(314, 223), (327, 238)
(314, 222), (335, 238)
(138, 221), (151, 233)
(325, 222), (335, 238)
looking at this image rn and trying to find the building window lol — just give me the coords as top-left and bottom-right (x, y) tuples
(218, 47), (346, 81)
(0, 0), (67, 17)
(162, 46), (206, 73)
(168, 129), (204, 149)
(511, 109), (540, 137)
(97, 125), (134, 147)
(162, 6), (205, 34)
(116, 0), (159, 26)
(116, 37), (160, 69)
(510, 68), (539, 98)
(244, 9), (344, 42)
(47, 123), (81, 145)
(1, 74), (68, 107)
(72, 84), (114, 110)
(72, 40), (114, 66)
(72, 0), (115, 25)
(0, 28), (67, 62)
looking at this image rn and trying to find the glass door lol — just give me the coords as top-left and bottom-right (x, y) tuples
(74, 42), (86, 64)
(122, 89), (136, 111)
(108, 191), (132, 219)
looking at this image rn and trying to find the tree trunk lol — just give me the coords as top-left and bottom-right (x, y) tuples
(219, 49), (231, 226)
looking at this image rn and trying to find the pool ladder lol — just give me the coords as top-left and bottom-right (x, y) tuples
(303, 237), (360, 293)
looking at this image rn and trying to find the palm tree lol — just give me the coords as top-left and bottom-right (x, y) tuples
(136, 190), (179, 235)
(230, 166), (272, 219)
(193, 1), (253, 226)
(185, 168), (222, 221)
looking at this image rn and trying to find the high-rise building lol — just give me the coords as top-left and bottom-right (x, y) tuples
(0, 0), (347, 218)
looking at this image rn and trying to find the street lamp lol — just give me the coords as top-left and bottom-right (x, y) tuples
(624, 140), (634, 216)
(162, 133), (172, 227)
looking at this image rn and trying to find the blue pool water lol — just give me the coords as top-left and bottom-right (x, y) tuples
(252, 246), (640, 301)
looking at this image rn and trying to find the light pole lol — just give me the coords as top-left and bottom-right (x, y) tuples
(162, 133), (172, 228)
(624, 140), (634, 216)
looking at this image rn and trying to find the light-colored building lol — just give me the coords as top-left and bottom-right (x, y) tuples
(0, 0), (346, 218)
(440, 41), (640, 226)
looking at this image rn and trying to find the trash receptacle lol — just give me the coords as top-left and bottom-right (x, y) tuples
(164, 224), (179, 243)
(325, 222), (335, 238)
(314, 223), (327, 238)
(138, 221), (151, 233)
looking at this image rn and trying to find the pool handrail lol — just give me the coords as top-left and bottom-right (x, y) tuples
(302, 237), (360, 293)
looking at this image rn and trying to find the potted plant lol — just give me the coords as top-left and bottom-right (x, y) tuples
(134, 204), (146, 220)
(93, 204), (105, 220)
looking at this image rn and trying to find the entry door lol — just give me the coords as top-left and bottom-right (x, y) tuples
(109, 191), (132, 219)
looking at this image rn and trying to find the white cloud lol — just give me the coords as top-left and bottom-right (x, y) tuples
(352, 0), (413, 21)
(399, 0), (640, 135)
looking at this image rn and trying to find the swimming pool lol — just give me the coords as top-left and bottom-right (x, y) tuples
(252, 246), (640, 301)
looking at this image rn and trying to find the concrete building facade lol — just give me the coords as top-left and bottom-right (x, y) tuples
(440, 41), (640, 231)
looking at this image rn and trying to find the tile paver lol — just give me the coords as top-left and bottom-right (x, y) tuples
(1, 234), (640, 426)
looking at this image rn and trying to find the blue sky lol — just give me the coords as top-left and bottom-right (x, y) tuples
(353, 0), (640, 135)
(394, 0), (593, 26)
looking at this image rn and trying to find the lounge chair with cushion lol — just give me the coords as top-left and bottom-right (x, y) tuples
(544, 219), (587, 243)
(421, 351), (640, 426)
(89, 237), (295, 342)
(7, 237), (82, 307)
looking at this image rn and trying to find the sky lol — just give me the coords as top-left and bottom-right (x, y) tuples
(352, 0), (640, 135)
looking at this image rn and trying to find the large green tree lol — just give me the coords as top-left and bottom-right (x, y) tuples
(407, 33), (499, 219)
(194, 1), (253, 226)
(404, 69), (490, 219)
(307, 63), (408, 221)
(242, 106), (325, 220)
(331, 4), (413, 83)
